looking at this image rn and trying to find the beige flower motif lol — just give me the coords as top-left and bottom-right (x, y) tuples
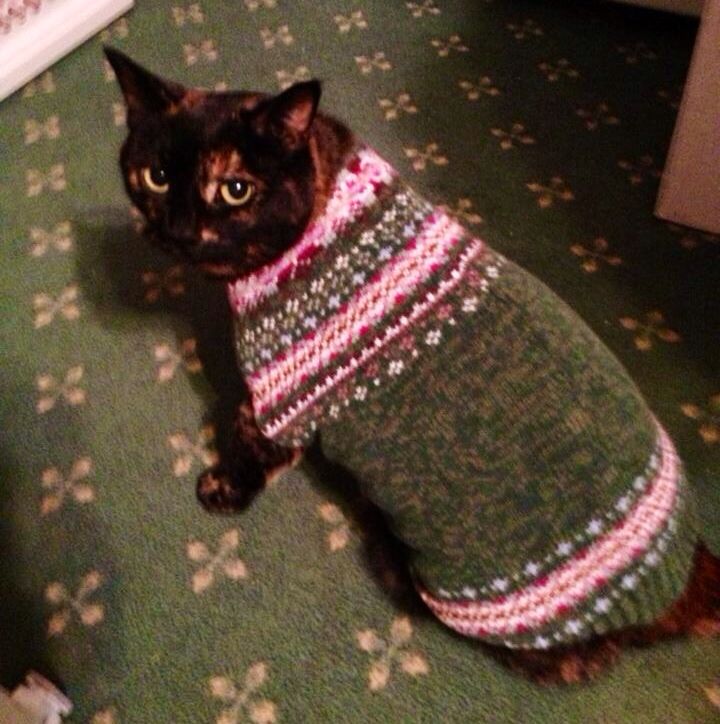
(142, 265), (186, 303)
(276, 66), (311, 90)
(619, 310), (681, 351)
(681, 394), (720, 445)
(155, 338), (203, 382)
(355, 52), (392, 75)
(335, 10), (368, 33)
(526, 177), (574, 208)
(431, 34), (468, 57)
(40, 457), (95, 516)
(490, 123), (535, 150)
(441, 198), (483, 226)
(706, 680), (720, 709)
(100, 18), (129, 42)
(112, 102), (127, 127)
(666, 223), (720, 251)
(318, 503), (352, 551)
(91, 708), (118, 724)
(45, 571), (105, 636)
(29, 222), (73, 257)
(657, 86), (682, 110)
(22, 71), (55, 97)
(406, 1), (440, 17)
(569, 237), (622, 273)
(506, 19), (543, 40)
(617, 41), (657, 64)
(26, 165), (66, 196)
(33, 284), (80, 328)
(260, 25), (293, 49)
(188, 529), (248, 594)
(538, 58), (579, 82)
(172, 4), (204, 26)
(404, 143), (448, 172)
(168, 424), (219, 477)
(36, 365), (86, 414)
(184, 40), (219, 65)
(378, 93), (418, 121)
(244, 0), (277, 8)
(459, 77), (500, 100)
(618, 155), (661, 185)
(576, 102), (620, 131)
(356, 616), (429, 691)
(103, 58), (117, 83)
(208, 662), (277, 724)
(24, 115), (61, 144)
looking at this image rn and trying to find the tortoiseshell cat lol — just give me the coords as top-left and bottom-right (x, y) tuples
(105, 48), (720, 685)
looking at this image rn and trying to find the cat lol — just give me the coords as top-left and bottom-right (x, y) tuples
(105, 47), (720, 684)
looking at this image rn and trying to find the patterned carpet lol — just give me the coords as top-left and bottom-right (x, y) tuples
(1, 1), (719, 721)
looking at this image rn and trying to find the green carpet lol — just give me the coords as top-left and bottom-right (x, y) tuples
(2, 1), (719, 721)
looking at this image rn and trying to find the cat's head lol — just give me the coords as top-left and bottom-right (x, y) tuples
(106, 47), (325, 279)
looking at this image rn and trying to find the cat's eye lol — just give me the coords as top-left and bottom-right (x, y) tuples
(142, 166), (169, 194)
(220, 179), (254, 207)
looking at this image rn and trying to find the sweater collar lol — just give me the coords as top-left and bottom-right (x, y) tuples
(227, 146), (397, 316)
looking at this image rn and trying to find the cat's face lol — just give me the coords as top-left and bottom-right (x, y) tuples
(106, 48), (321, 279)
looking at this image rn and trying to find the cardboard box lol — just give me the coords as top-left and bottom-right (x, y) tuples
(656, 0), (720, 233)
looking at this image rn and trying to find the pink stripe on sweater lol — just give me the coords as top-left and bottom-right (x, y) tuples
(248, 212), (463, 409)
(258, 238), (487, 438)
(418, 427), (680, 637)
(227, 148), (396, 313)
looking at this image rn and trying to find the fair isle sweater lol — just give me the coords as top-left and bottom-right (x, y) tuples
(228, 147), (697, 649)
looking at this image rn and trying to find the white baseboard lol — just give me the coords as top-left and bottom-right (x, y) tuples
(0, 0), (134, 102)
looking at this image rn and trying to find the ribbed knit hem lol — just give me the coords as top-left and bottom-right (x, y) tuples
(415, 425), (698, 649)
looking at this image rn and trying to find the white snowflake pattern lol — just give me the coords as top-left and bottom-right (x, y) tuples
(425, 329), (442, 346)
(621, 574), (638, 590)
(594, 597), (611, 614)
(586, 519), (603, 536)
(491, 577), (509, 592)
(564, 619), (583, 635)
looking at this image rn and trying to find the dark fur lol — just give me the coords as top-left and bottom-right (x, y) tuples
(106, 48), (720, 683)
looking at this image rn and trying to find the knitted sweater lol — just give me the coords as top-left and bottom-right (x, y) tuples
(228, 147), (698, 650)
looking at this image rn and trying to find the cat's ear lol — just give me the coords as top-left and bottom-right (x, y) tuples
(251, 80), (321, 150)
(104, 47), (186, 126)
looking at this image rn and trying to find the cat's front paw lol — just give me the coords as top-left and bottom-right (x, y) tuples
(196, 465), (260, 513)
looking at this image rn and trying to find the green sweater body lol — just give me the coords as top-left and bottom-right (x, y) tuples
(228, 147), (697, 648)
